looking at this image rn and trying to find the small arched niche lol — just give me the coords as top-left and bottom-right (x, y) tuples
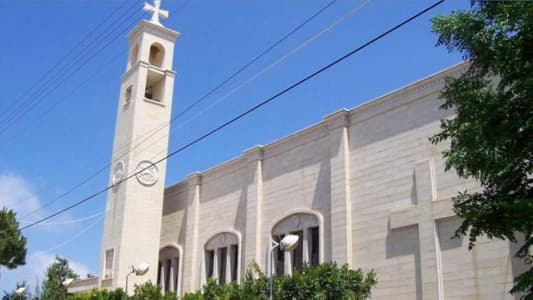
(129, 44), (139, 68)
(157, 246), (180, 294)
(204, 232), (240, 285)
(149, 43), (165, 68)
(271, 212), (321, 275)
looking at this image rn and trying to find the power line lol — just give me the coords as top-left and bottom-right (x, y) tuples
(18, 0), (338, 220)
(0, 0), (142, 131)
(0, 0), (132, 125)
(129, 0), (373, 168)
(7, 2), (196, 220)
(19, 0), (445, 232)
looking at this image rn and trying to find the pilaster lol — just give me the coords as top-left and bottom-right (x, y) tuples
(182, 172), (202, 292)
(243, 145), (265, 273)
(324, 109), (353, 266)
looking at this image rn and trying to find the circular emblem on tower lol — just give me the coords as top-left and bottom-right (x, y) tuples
(112, 161), (125, 186)
(135, 160), (159, 186)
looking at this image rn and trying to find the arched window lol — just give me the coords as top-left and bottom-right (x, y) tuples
(157, 246), (180, 294)
(204, 232), (240, 284)
(148, 43), (165, 68)
(271, 213), (320, 275)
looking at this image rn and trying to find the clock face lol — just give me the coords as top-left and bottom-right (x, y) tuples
(135, 160), (159, 186)
(112, 161), (125, 186)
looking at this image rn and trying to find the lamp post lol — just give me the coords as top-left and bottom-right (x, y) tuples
(268, 234), (299, 300)
(125, 263), (150, 298)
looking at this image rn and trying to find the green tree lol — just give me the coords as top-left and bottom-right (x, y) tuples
(0, 208), (27, 274)
(431, 1), (533, 298)
(41, 257), (79, 300)
(67, 288), (125, 300)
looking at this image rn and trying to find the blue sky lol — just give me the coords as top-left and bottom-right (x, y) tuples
(0, 0), (467, 292)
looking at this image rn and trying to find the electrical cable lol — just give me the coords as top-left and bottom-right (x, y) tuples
(0, 1), (143, 131)
(0, 0), (133, 125)
(17, 0), (338, 220)
(18, 0), (445, 232)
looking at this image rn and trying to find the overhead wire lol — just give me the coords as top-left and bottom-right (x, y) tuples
(18, 0), (446, 232)
(0, 0), (133, 125)
(0, 0), (143, 133)
(18, 0), (338, 220)
(6, 1), (193, 217)
(139, 0), (373, 165)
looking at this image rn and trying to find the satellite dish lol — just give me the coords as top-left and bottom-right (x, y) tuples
(280, 234), (299, 252)
(134, 263), (150, 276)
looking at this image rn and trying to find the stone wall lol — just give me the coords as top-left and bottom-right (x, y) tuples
(160, 63), (522, 299)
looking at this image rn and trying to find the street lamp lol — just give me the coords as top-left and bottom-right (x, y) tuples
(63, 278), (75, 288)
(125, 263), (150, 297)
(269, 234), (299, 300)
(14, 287), (26, 295)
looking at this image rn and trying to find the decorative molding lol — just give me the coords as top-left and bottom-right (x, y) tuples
(144, 97), (166, 107)
(204, 230), (242, 250)
(128, 20), (180, 43)
(243, 145), (264, 162)
(199, 156), (247, 179)
(135, 160), (159, 186)
(163, 64), (467, 196)
(112, 161), (125, 186)
(186, 172), (202, 186)
(349, 63), (467, 125)
(323, 109), (350, 130)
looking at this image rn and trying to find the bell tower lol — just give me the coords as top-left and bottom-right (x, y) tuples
(99, 0), (179, 292)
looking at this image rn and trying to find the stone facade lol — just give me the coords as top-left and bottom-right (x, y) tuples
(96, 8), (525, 299)
(158, 63), (523, 298)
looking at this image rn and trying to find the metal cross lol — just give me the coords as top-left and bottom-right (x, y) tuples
(143, 0), (169, 26)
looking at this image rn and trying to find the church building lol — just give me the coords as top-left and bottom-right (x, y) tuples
(70, 1), (525, 299)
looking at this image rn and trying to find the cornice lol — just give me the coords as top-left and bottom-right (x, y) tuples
(349, 63), (467, 125)
(323, 109), (350, 130)
(128, 20), (180, 42)
(186, 172), (202, 186)
(121, 61), (176, 83)
(163, 63), (467, 191)
(243, 145), (264, 162)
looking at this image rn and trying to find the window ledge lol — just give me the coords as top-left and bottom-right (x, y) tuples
(144, 97), (166, 107)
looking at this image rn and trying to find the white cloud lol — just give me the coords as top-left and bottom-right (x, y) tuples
(0, 173), (41, 220)
(0, 172), (76, 231)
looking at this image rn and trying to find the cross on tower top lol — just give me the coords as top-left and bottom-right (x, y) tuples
(143, 0), (169, 27)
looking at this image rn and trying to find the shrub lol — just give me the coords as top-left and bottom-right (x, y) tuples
(183, 262), (377, 300)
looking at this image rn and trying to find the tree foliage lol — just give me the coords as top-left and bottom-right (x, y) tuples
(129, 281), (176, 300)
(0, 207), (27, 270)
(41, 257), (79, 300)
(183, 262), (377, 300)
(431, 1), (533, 298)
(66, 282), (174, 300)
(67, 288), (125, 300)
